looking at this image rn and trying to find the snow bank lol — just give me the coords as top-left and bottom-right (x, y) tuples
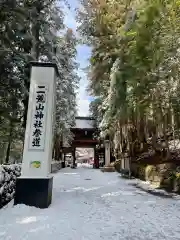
(77, 163), (93, 168)
(133, 178), (180, 199)
(0, 164), (21, 208)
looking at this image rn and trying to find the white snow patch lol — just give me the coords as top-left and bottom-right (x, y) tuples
(63, 186), (102, 193)
(107, 180), (119, 185)
(101, 191), (122, 197)
(17, 216), (37, 224)
(77, 163), (93, 168)
(82, 186), (102, 192)
(71, 186), (83, 190)
(63, 173), (78, 175)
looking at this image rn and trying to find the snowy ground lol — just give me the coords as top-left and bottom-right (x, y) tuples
(1, 166), (180, 240)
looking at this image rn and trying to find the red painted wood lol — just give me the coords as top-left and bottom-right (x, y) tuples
(72, 140), (98, 143)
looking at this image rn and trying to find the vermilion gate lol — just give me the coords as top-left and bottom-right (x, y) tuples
(63, 116), (105, 168)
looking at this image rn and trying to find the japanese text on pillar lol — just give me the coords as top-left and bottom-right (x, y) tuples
(29, 85), (48, 150)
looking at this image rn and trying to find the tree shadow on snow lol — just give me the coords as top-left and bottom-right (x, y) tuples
(130, 183), (176, 199)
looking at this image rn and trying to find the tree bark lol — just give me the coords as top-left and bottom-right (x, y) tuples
(5, 122), (13, 164)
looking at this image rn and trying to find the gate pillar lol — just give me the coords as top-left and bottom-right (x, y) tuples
(72, 148), (76, 168)
(93, 147), (99, 169)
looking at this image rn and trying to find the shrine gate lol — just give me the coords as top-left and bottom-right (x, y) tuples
(62, 116), (105, 168)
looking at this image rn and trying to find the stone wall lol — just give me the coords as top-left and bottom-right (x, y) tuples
(131, 162), (180, 193)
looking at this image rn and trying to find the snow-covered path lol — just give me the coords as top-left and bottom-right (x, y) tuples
(1, 167), (180, 240)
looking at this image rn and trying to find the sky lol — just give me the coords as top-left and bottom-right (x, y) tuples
(63, 0), (92, 116)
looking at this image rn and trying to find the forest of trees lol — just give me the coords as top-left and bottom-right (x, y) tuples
(2, 0), (180, 168)
(0, 0), (79, 163)
(77, 0), (180, 166)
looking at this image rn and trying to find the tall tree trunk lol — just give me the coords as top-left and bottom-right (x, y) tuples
(5, 122), (13, 164)
(31, 3), (41, 60)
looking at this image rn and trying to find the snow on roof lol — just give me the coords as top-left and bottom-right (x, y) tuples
(72, 117), (95, 129)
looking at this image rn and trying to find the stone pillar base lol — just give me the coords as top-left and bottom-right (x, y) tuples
(14, 176), (53, 209)
(101, 166), (115, 172)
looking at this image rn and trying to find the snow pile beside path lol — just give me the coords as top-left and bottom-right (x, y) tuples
(0, 164), (21, 208)
(77, 163), (93, 168)
(134, 179), (180, 199)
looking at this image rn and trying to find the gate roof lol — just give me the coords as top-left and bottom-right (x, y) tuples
(72, 117), (96, 129)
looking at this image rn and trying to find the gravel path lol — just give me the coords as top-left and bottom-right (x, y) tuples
(1, 166), (180, 240)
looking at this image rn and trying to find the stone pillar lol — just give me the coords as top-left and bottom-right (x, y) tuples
(121, 158), (125, 169)
(14, 62), (58, 209)
(104, 140), (110, 166)
(61, 153), (65, 168)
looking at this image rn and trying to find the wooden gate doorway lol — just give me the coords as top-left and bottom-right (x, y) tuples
(76, 147), (94, 166)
